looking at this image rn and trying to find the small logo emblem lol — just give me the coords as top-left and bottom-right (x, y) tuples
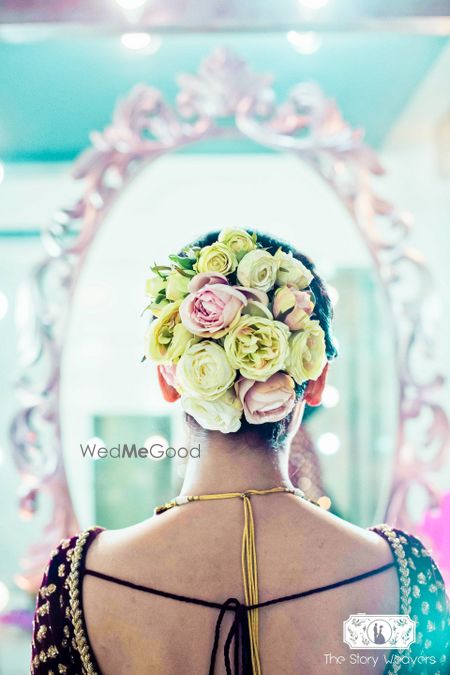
(343, 614), (416, 650)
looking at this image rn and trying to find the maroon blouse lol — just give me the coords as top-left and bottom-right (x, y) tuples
(31, 525), (449, 674)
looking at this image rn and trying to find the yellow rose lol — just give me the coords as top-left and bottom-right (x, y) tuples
(236, 249), (279, 293)
(196, 242), (237, 276)
(275, 249), (313, 289)
(145, 301), (193, 363)
(224, 315), (290, 381)
(145, 275), (166, 298)
(286, 319), (326, 384)
(218, 228), (256, 261)
(165, 269), (190, 301)
(144, 275), (170, 316)
(177, 340), (236, 400)
(181, 388), (243, 433)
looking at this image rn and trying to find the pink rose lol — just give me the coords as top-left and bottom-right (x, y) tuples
(235, 372), (296, 424)
(180, 284), (247, 338)
(273, 286), (314, 331)
(234, 286), (269, 306)
(188, 272), (228, 293)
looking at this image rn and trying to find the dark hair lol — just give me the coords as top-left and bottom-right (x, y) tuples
(183, 229), (338, 449)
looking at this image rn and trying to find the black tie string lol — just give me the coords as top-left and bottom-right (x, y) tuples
(209, 597), (248, 675)
(84, 561), (396, 674)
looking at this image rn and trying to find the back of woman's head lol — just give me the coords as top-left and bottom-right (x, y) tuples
(144, 228), (338, 450)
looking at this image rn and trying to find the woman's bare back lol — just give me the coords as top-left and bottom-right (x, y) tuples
(83, 493), (399, 675)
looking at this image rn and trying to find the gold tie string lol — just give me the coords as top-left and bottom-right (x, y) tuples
(154, 486), (304, 674)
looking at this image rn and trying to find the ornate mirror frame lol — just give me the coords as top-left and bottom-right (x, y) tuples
(10, 49), (449, 589)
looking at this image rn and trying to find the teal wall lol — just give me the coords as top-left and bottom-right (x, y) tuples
(0, 32), (447, 161)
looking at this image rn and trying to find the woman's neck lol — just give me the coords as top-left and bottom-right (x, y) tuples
(180, 429), (292, 496)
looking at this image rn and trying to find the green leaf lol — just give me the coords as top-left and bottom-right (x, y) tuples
(174, 265), (196, 278)
(169, 254), (196, 270)
(151, 264), (171, 278)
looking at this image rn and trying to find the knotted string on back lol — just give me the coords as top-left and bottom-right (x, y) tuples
(84, 487), (396, 674)
(154, 486), (304, 674)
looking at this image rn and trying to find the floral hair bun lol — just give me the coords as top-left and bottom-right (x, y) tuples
(143, 229), (331, 433)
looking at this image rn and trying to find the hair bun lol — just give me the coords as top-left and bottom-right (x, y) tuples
(143, 228), (336, 438)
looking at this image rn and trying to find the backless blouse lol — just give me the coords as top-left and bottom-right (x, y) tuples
(31, 523), (449, 675)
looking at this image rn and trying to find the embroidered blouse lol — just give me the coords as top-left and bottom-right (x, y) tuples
(31, 525), (449, 675)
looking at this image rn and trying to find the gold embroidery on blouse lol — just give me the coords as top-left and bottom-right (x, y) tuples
(47, 645), (59, 658)
(58, 665), (68, 674)
(371, 525), (413, 675)
(375, 525), (412, 614)
(40, 583), (57, 598)
(68, 528), (98, 675)
(37, 601), (50, 616)
(58, 564), (66, 577)
(36, 624), (47, 642)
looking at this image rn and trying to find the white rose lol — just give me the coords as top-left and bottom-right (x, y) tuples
(275, 249), (313, 289)
(236, 249), (279, 292)
(177, 340), (236, 400)
(181, 388), (243, 433)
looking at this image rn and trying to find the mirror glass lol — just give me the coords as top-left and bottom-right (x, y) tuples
(60, 153), (397, 529)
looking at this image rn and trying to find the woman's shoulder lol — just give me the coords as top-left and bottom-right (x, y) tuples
(34, 526), (102, 614)
(370, 522), (447, 588)
(372, 524), (449, 670)
(31, 526), (103, 673)
(41, 526), (104, 580)
(370, 524), (448, 613)
(312, 514), (449, 669)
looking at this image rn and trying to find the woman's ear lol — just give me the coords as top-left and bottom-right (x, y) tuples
(157, 365), (180, 402)
(303, 363), (329, 407)
(287, 399), (305, 437)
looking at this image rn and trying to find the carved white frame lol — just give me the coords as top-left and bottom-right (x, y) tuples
(10, 48), (448, 588)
